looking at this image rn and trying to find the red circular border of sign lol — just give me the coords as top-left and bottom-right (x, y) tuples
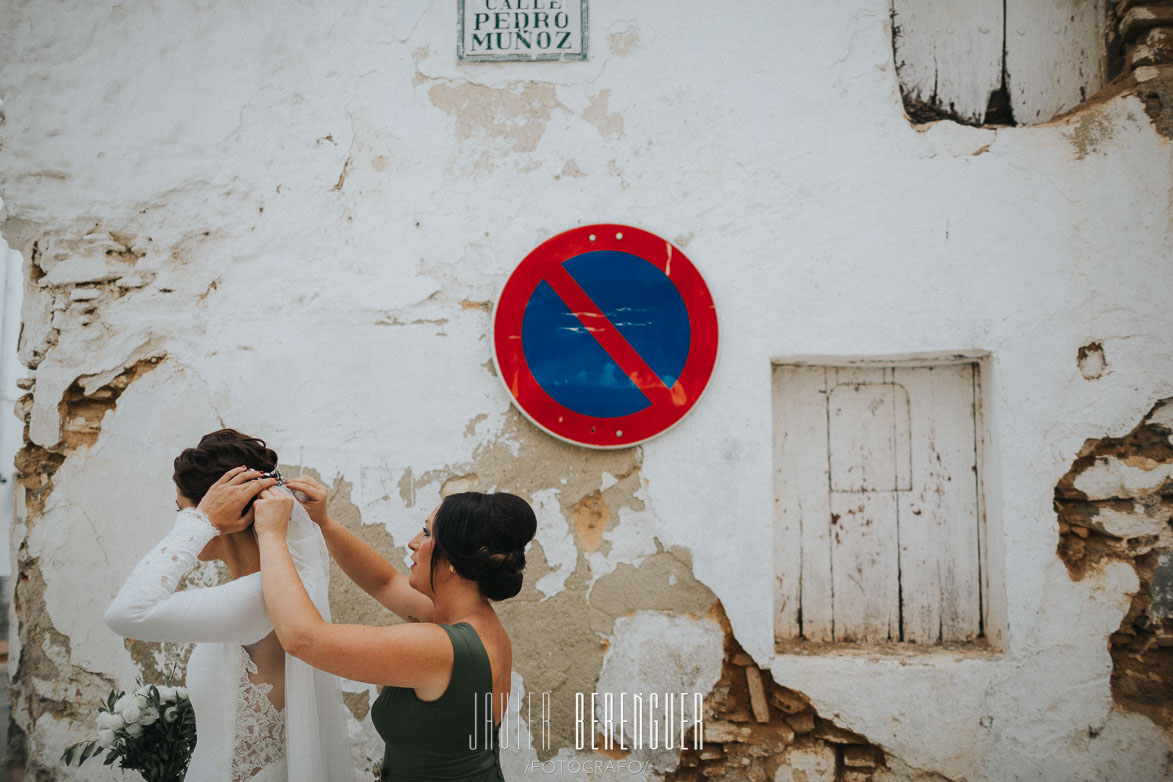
(492, 224), (719, 449)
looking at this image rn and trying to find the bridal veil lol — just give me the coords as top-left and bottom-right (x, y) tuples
(282, 489), (357, 782)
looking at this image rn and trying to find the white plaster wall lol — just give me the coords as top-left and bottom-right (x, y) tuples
(2, 1), (1171, 779)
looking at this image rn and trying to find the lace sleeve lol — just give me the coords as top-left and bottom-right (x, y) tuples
(104, 508), (272, 644)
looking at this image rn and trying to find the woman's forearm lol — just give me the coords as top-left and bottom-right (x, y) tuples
(257, 528), (326, 657)
(317, 514), (406, 598)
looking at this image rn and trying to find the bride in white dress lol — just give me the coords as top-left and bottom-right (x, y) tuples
(104, 429), (354, 782)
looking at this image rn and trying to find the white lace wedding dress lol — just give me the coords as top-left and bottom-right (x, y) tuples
(105, 501), (354, 782)
(233, 647), (286, 782)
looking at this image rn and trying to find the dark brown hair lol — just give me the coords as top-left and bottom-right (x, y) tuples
(172, 429), (277, 504)
(430, 492), (537, 601)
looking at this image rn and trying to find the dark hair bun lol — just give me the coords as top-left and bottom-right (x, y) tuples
(432, 492), (538, 601)
(172, 429), (278, 504)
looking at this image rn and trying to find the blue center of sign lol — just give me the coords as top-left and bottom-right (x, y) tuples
(521, 250), (690, 418)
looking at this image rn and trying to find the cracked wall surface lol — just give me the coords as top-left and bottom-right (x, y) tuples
(1, 2), (1172, 780)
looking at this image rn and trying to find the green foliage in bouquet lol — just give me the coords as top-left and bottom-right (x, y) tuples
(62, 674), (196, 782)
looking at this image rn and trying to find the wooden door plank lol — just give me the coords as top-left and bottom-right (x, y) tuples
(1005, 0), (1106, 125)
(927, 364), (982, 641)
(892, 0), (1004, 124)
(830, 489), (901, 642)
(895, 367), (940, 643)
(896, 364), (982, 643)
(973, 366), (990, 638)
(773, 366), (833, 641)
(828, 368), (902, 642)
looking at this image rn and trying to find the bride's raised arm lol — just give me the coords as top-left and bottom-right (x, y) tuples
(104, 468), (278, 644)
(285, 475), (434, 624)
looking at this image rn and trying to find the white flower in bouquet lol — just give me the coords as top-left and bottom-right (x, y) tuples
(63, 671), (197, 782)
(96, 711), (124, 732)
(120, 701), (142, 724)
(146, 683), (176, 701)
(139, 706), (160, 726)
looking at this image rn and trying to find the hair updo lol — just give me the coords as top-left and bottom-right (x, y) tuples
(172, 429), (278, 504)
(430, 492), (538, 601)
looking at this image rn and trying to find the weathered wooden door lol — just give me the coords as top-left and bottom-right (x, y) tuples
(774, 364), (984, 645)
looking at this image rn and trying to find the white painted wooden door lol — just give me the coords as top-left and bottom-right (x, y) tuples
(773, 364), (983, 645)
(892, 0), (1106, 126)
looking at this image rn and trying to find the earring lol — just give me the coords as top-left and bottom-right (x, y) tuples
(448, 564), (455, 573)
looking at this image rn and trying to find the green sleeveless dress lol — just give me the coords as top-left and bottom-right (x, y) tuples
(371, 622), (504, 782)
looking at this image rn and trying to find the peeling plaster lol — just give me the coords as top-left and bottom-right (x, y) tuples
(333, 400), (722, 759)
(372, 408), (724, 764)
(582, 89), (625, 140)
(428, 81), (563, 174)
(10, 223), (169, 447)
(572, 492), (610, 551)
(531, 488), (577, 599)
(1068, 108), (1119, 159)
(556, 159), (588, 180)
(288, 435), (725, 772)
(1078, 341), (1108, 380)
(594, 611), (724, 772)
(411, 46), (431, 87)
(608, 27), (641, 57)
(342, 689), (371, 722)
(498, 544), (718, 761)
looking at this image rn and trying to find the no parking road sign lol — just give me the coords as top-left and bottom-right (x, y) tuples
(493, 224), (718, 448)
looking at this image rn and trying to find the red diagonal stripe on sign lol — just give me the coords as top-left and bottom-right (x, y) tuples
(542, 262), (680, 409)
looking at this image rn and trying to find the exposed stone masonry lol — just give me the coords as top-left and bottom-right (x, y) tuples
(1112, 1), (1173, 136)
(1054, 397), (1173, 728)
(669, 606), (885, 782)
(1116, 1), (1173, 72)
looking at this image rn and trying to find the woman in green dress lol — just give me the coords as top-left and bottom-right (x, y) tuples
(249, 478), (537, 781)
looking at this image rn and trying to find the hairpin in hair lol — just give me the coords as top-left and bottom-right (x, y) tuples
(257, 469), (286, 486)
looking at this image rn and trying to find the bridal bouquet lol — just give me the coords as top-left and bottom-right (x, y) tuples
(62, 678), (196, 782)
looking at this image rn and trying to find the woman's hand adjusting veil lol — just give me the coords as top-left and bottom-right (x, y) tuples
(198, 467), (278, 533)
(278, 475), (436, 625)
(284, 475), (329, 525)
(254, 487), (295, 538)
